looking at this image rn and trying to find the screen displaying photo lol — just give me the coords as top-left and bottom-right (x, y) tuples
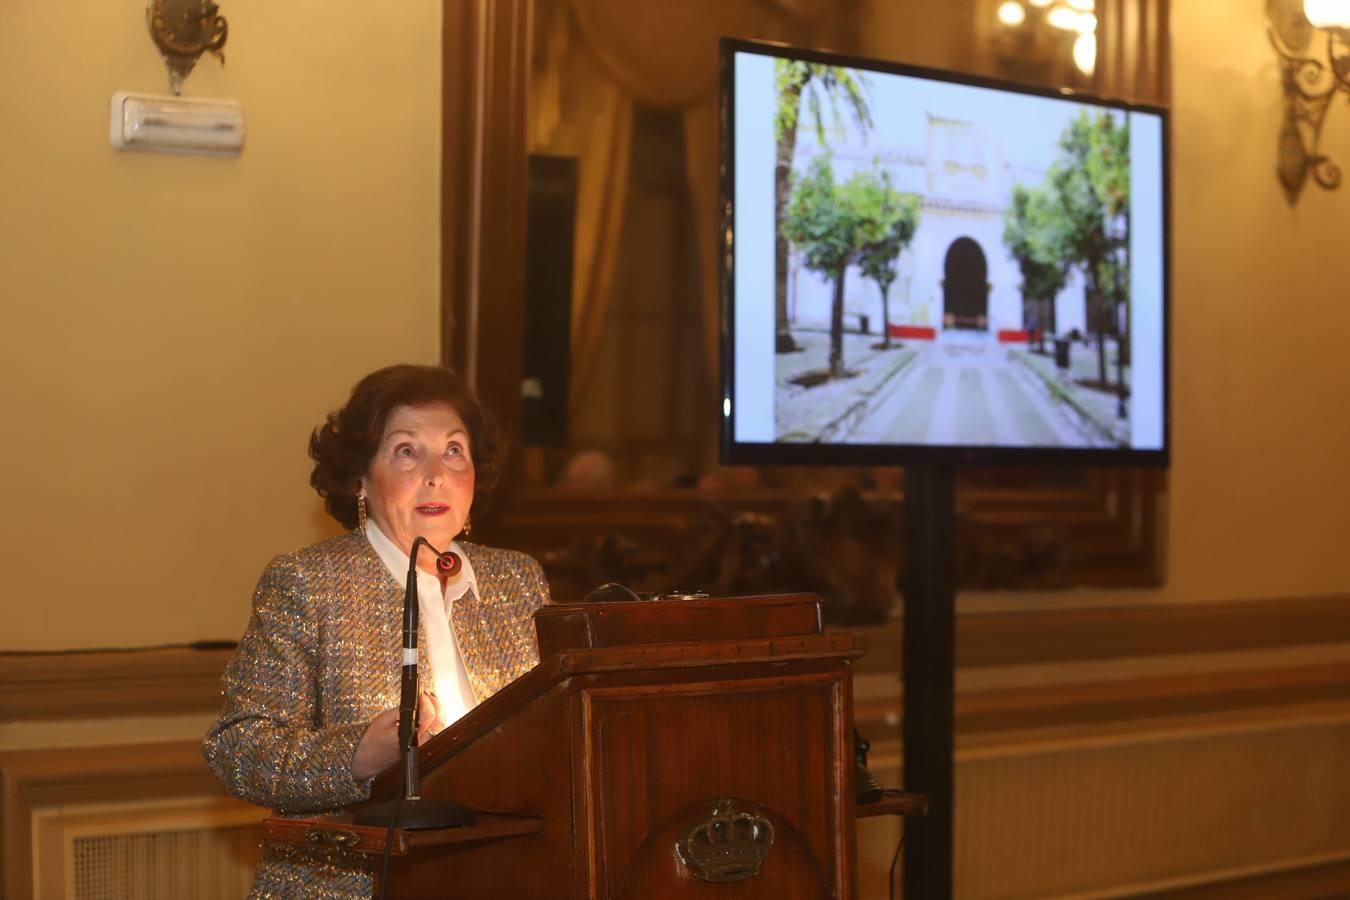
(726, 43), (1167, 460)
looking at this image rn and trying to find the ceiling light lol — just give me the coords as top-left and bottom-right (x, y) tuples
(998, 1), (1027, 26)
(1047, 6), (1078, 28)
(1073, 31), (1097, 75)
(1304, 0), (1350, 28)
(1048, 6), (1096, 32)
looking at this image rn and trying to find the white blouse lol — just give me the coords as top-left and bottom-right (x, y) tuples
(364, 519), (479, 728)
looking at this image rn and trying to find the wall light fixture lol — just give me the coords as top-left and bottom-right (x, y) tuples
(147, 0), (229, 95)
(1267, 0), (1350, 202)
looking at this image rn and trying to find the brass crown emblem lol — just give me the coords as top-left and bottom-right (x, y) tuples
(676, 800), (775, 883)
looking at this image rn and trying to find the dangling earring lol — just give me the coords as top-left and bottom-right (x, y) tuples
(460, 515), (471, 539)
(357, 493), (368, 530)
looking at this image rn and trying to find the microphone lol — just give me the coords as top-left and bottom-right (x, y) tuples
(353, 536), (475, 831)
(434, 548), (462, 577)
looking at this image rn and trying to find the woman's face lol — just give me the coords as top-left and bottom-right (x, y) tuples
(361, 403), (475, 559)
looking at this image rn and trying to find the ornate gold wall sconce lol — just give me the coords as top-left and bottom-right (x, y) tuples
(147, 0), (229, 95)
(1267, 0), (1350, 203)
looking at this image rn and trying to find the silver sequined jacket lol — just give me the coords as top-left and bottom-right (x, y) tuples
(203, 530), (549, 899)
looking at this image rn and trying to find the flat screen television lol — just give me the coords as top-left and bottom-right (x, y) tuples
(720, 39), (1169, 467)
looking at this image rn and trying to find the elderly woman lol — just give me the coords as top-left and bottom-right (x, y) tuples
(203, 364), (550, 899)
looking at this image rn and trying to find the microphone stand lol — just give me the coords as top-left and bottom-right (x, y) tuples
(354, 537), (476, 830)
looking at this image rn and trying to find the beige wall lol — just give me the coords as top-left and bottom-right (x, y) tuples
(0, 2), (442, 650)
(1164, 0), (1350, 604)
(4, 0), (1350, 653)
(863, 1), (1350, 612)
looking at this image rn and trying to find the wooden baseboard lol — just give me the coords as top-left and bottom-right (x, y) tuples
(0, 740), (227, 900)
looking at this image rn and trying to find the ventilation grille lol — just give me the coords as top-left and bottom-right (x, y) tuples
(71, 823), (260, 900)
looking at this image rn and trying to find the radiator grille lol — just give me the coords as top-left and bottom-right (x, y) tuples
(70, 823), (260, 900)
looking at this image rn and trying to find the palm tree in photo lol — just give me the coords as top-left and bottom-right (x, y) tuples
(774, 59), (872, 353)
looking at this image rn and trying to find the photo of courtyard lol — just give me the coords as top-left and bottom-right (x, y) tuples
(745, 53), (1159, 451)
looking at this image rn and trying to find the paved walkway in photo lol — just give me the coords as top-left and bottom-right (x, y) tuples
(776, 329), (1124, 448)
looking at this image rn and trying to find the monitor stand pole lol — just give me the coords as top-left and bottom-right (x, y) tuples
(902, 462), (957, 899)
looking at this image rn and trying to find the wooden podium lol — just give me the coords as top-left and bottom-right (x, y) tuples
(264, 594), (921, 898)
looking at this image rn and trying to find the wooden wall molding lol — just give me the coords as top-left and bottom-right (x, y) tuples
(855, 664), (1350, 749)
(0, 646), (232, 724)
(858, 592), (1350, 673)
(955, 593), (1350, 667)
(0, 740), (227, 900)
(5, 594), (1347, 727)
(854, 593), (1350, 746)
(961, 663), (1350, 740)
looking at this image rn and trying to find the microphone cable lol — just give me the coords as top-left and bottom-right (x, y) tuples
(888, 832), (906, 900)
(375, 765), (405, 900)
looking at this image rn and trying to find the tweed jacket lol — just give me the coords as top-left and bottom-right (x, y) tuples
(203, 530), (549, 899)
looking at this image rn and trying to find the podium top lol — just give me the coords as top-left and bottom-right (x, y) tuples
(370, 592), (864, 815)
(533, 593), (824, 658)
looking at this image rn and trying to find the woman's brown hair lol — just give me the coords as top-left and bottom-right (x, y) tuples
(309, 365), (506, 529)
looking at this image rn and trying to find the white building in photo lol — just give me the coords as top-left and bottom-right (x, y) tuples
(789, 108), (1094, 341)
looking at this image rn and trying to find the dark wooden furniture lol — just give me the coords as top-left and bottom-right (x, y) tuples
(264, 594), (920, 898)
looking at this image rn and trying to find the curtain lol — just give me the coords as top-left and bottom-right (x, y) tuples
(530, 5), (635, 416)
(681, 96), (721, 384)
(545, 0), (834, 406)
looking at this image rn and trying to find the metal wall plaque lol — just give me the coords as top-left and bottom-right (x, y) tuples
(147, 0), (228, 94)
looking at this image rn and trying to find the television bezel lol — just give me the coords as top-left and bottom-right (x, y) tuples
(718, 37), (1171, 468)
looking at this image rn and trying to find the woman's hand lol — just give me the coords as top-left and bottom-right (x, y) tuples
(351, 692), (446, 781)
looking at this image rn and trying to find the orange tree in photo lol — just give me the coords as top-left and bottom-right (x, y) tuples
(1003, 182), (1071, 353)
(783, 156), (907, 380)
(1046, 110), (1131, 388)
(855, 165), (920, 350)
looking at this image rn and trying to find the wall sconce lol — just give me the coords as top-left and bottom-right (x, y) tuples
(1267, 0), (1350, 203)
(147, 0), (229, 95)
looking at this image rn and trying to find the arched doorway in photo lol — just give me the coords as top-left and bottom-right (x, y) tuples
(942, 236), (988, 330)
